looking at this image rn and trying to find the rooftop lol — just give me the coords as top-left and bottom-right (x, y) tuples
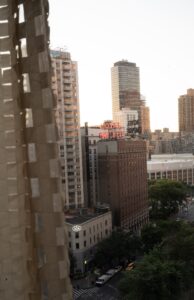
(65, 209), (110, 225)
(114, 60), (136, 67)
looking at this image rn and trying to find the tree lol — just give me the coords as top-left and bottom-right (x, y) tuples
(141, 223), (163, 253)
(119, 250), (192, 300)
(119, 221), (194, 299)
(94, 230), (142, 269)
(141, 220), (187, 253)
(149, 179), (187, 220)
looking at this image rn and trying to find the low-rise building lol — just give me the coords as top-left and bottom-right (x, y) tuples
(66, 209), (112, 273)
(147, 154), (194, 185)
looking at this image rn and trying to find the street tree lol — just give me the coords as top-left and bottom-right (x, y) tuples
(119, 251), (191, 300)
(94, 230), (142, 269)
(149, 179), (187, 220)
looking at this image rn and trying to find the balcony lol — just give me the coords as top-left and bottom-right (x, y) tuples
(64, 92), (72, 98)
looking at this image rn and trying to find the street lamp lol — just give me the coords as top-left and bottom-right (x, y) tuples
(84, 259), (88, 274)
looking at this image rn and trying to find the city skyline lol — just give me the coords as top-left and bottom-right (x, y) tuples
(49, 0), (194, 131)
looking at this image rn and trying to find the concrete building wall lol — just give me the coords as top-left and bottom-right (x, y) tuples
(66, 211), (112, 272)
(51, 50), (84, 209)
(140, 106), (150, 135)
(148, 156), (194, 185)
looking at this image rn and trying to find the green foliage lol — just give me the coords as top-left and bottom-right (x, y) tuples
(141, 220), (184, 252)
(94, 230), (142, 269)
(119, 256), (190, 300)
(148, 179), (187, 220)
(119, 221), (194, 300)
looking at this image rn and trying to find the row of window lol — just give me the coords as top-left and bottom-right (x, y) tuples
(69, 221), (109, 239)
(69, 229), (110, 249)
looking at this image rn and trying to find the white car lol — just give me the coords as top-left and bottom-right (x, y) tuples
(114, 265), (122, 273)
(95, 274), (110, 286)
(105, 269), (117, 277)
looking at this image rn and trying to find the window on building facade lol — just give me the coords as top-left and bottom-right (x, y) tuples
(75, 232), (79, 239)
(76, 243), (79, 249)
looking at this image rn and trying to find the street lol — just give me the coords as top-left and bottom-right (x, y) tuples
(73, 272), (124, 300)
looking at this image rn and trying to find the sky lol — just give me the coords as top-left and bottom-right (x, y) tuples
(49, 0), (194, 131)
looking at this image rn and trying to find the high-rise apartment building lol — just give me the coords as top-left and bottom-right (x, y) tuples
(98, 139), (149, 230)
(0, 1), (72, 299)
(51, 50), (84, 209)
(178, 89), (194, 134)
(111, 60), (150, 135)
(140, 105), (150, 135)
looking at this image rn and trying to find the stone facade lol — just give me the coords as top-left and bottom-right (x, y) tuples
(0, 1), (72, 299)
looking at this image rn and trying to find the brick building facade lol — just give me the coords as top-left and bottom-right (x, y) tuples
(98, 139), (149, 230)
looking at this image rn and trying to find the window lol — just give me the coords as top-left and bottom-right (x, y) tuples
(75, 232), (79, 239)
(83, 230), (86, 236)
(76, 243), (79, 249)
(68, 232), (71, 238)
(84, 241), (87, 247)
(69, 242), (71, 248)
(105, 220), (108, 226)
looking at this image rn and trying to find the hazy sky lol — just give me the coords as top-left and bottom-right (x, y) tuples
(49, 0), (194, 131)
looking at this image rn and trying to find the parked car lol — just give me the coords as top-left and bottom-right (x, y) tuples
(114, 265), (122, 273)
(95, 274), (111, 286)
(105, 269), (117, 277)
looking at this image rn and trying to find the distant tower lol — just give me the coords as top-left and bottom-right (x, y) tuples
(0, 1), (72, 299)
(51, 50), (84, 209)
(111, 60), (140, 119)
(178, 89), (194, 134)
(111, 60), (150, 135)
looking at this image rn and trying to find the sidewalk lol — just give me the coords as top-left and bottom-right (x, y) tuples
(72, 273), (96, 289)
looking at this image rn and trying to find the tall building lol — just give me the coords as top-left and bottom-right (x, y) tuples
(0, 1), (72, 299)
(111, 60), (140, 118)
(51, 50), (84, 209)
(111, 60), (150, 135)
(178, 89), (194, 134)
(81, 121), (125, 208)
(98, 139), (149, 230)
(140, 105), (150, 136)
